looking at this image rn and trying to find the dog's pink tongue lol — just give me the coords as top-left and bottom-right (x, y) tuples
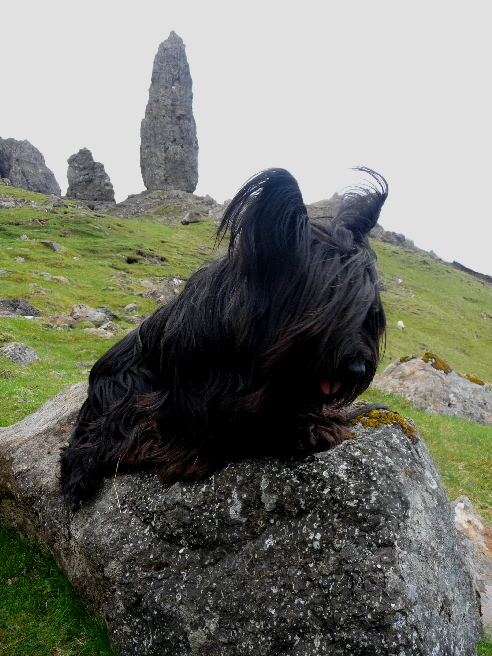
(320, 380), (341, 395)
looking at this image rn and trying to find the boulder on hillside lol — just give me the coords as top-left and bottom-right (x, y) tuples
(66, 148), (115, 203)
(0, 342), (41, 365)
(0, 389), (483, 656)
(142, 276), (182, 303)
(452, 496), (492, 638)
(0, 298), (40, 316)
(0, 137), (61, 195)
(373, 352), (492, 424)
(70, 304), (110, 326)
(140, 31), (198, 193)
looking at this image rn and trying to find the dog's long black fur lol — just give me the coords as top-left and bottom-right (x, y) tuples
(60, 167), (388, 509)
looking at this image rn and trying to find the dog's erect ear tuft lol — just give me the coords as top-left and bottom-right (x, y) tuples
(335, 167), (388, 239)
(217, 168), (310, 278)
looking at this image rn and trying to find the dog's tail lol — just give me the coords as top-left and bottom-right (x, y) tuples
(217, 168), (310, 286)
(335, 167), (388, 240)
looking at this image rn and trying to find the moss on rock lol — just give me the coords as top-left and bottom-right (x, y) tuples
(422, 351), (452, 374)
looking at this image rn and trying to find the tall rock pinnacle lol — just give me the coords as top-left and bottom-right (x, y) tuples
(140, 31), (198, 193)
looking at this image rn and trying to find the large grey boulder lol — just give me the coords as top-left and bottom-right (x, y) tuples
(66, 148), (115, 203)
(140, 31), (198, 193)
(0, 387), (483, 656)
(373, 353), (492, 424)
(0, 137), (61, 195)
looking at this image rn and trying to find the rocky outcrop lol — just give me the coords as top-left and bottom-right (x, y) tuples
(306, 193), (342, 219)
(0, 387), (483, 656)
(369, 223), (418, 250)
(0, 137), (61, 195)
(66, 148), (115, 204)
(373, 353), (492, 424)
(452, 261), (492, 287)
(140, 31), (198, 193)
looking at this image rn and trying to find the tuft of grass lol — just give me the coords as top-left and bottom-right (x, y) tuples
(479, 637), (492, 655)
(0, 524), (115, 656)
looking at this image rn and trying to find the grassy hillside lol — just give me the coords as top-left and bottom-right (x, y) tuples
(1, 183), (491, 654)
(374, 242), (492, 381)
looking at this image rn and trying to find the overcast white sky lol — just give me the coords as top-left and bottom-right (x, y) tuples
(2, 1), (491, 274)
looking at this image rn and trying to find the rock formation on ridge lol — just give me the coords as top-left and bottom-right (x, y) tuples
(140, 31), (198, 193)
(0, 386), (483, 656)
(0, 137), (61, 195)
(66, 148), (115, 203)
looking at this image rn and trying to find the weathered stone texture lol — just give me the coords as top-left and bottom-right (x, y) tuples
(452, 496), (492, 638)
(306, 193), (342, 220)
(0, 137), (61, 195)
(0, 298), (40, 316)
(0, 342), (41, 365)
(140, 31), (198, 193)
(373, 355), (492, 424)
(0, 386), (483, 656)
(66, 148), (115, 202)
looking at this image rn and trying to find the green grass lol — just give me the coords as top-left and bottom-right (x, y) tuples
(1, 183), (491, 653)
(375, 242), (492, 381)
(0, 524), (114, 656)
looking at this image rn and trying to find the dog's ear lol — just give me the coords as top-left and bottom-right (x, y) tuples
(335, 167), (388, 240)
(217, 168), (310, 281)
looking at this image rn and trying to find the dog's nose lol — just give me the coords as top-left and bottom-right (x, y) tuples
(347, 361), (366, 378)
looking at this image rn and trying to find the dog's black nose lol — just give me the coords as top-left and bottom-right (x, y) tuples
(347, 361), (366, 378)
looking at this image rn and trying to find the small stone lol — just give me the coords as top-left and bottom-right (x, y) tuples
(83, 328), (115, 337)
(0, 342), (41, 365)
(40, 240), (63, 252)
(71, 304), (109, 326)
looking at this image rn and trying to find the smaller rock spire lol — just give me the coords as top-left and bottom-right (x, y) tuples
(66, 148), (115, 202)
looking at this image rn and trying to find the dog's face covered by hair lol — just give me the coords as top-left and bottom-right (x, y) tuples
(61, 168), (387, 508)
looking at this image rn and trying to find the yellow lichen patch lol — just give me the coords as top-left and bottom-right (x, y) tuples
(399, 355), (416, 363)
(422, 351), (452, 374)
(457, 372), (485, 386)
(353, 409), (419, 444)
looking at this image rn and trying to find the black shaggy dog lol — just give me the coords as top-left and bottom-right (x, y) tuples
(60, 167), (387, 509)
